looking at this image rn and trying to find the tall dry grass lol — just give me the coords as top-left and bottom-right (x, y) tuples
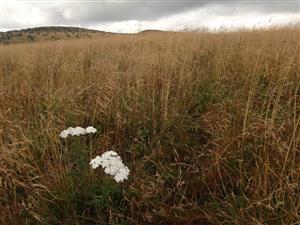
(0, 27), (299, 225)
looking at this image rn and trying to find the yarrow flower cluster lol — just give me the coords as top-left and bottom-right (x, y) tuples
(59, 126), (129, 182)
(90, 151), (130, 183)
(60, 126), (97, 138)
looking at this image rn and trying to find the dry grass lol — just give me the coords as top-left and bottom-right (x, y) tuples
(0, 26), (299, 225)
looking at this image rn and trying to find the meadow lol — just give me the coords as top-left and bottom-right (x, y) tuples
(0, 26), (299, 225)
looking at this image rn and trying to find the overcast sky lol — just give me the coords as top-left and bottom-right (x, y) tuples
(0, 0), (299, 32)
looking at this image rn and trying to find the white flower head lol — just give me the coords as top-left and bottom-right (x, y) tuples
(114, 167), (130, 183)
(86, 126), (97, 134)
(90, 151), (130, 183)
(72, 127), (87, 136)
(67, 127), (75, 134)
(89, 156), (102, 169)
(59, 126), (97, 138)
(59, 130), (69, 138)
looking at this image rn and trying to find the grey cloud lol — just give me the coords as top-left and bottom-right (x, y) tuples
(1, 0), (299, 31)
(56, 1), (299, 25)
(228, 1), (299, 14)
(58, 2), (206, 24)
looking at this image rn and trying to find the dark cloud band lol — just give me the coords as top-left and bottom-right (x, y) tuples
(1, 0), (299, 31)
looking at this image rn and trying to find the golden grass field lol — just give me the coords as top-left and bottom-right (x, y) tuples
(0, 26), (299, 225)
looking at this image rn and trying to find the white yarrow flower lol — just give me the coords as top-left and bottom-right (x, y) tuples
(59, 130), (69, 138)
(59, 126), (97, 138)
(89, 156), (102, 169)
(67, 127), (75, 134)
(86, 126), (97, 134)
(72, 127), (87, 136)
(90, 151), (130, 183)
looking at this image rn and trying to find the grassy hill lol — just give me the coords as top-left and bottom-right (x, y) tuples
(0, 26), (299, 224)
(0, 26), (167, 44)
(0, 26), (111, 44)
